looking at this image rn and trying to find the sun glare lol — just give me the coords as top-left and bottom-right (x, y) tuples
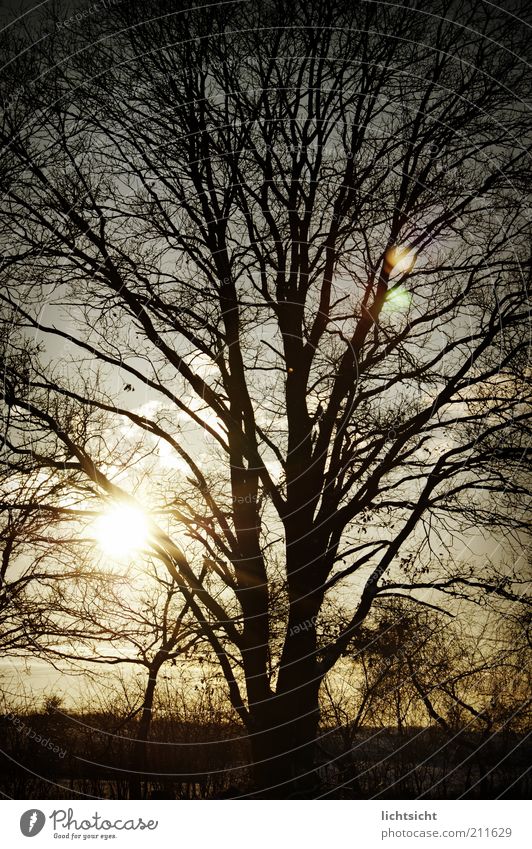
(385, 246), (416, 276)
(93, 503), (149, 558)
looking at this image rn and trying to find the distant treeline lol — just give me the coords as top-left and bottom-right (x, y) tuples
(0, 710), (529, 800)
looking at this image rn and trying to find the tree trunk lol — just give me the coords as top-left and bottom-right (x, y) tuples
(247, 597), (324, 798)
(248, 683), (321, 798)
(129, 660), (161, 799)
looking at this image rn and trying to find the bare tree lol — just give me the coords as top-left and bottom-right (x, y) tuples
(326, 597), (531, 734)
(0, 434), (89, 657)
(38, 554), (205, 797)
(0, 0), (531, 795)
(0, 400), (205, 796)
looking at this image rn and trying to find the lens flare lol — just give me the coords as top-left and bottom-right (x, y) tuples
(385, 246), (416, 276)
(383, 286), (412, 313)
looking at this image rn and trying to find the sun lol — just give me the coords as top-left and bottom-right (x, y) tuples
(93, 503), (150, 557)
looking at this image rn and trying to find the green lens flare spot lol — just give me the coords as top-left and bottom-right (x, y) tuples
(383, 286), (412, 313)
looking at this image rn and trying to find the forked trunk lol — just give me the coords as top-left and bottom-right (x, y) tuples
(245, 575), (325, 797)
(247, 600), (324, 798)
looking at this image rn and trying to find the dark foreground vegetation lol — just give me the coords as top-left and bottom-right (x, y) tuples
(1, 709), (529, 800)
